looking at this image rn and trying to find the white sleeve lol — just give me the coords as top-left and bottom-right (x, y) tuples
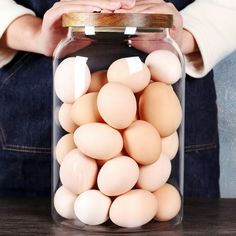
(181, 0), (236, 78)
(0, 0), (35, 68)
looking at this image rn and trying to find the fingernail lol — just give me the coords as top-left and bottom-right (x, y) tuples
(101, 9), (113, 13)
(92, 7), (102, 13)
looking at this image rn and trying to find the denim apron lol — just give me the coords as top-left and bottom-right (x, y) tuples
(0, 0), (219, 197)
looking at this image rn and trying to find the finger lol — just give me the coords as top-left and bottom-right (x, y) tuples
(120, 0), (136, 9)
(141, 5), (173, 14)
(101, 9), (113, 13)
(53, 0), (121, 11)
(44, 4), (102, 28)
(135, 0), (164, 5)
(59, 0), (135, 10)
(114, 3), (159, 13)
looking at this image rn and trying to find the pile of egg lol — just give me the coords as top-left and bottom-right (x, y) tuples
(54, 50), (183, 228)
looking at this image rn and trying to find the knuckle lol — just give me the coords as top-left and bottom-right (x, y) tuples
(53, 2), (61, 7)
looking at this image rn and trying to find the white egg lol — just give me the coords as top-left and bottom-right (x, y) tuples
(161, 131), (179, 160)
(58, 103), (77, 133)
(56, 133), (76, 165)
(54, 186), (77, 219)
(54, 56), (91, 103)
(145, 50), (181, 84)
(74, 122), (123, 160)
(107, 57), (151, 93)
(137, 153), (171, 191)
(60, 149), (98, 194)
(74, 190), (111, 225)
(97, 156), (139, 196)
(109, 189), (158, 228)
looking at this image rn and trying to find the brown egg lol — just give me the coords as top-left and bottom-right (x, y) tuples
(139, 82), (182, 137)
(109, 189), (158, 228)
(88, 70), (108, 92)
(97, 82), (137, 129)
(107, 57), (151, 93)
(71, 92), (103, 126)
(123, 120), (161, 165)
(58, 103), (77, 133)
(153, 183), (182, 221)
(56, 134), (76, 165)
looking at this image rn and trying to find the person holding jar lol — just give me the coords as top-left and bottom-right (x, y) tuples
(0, 0), (235, 197)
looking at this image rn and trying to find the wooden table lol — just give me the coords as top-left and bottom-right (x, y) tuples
(0, 198), (235, 235)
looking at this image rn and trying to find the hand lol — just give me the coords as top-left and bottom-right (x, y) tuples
(1, 0), (136, 56)
(38, 0), (136, 56)
(114, 0), (198, 54)
(115, 1), (182, 46)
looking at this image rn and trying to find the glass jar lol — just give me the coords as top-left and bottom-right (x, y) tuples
(52, 13), (185, 233)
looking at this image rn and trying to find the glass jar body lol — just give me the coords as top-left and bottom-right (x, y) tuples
(52, 25), (185, 233)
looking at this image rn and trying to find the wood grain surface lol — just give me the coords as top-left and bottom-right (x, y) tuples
(62, 13), (173, 28)
(0, 198), (236, 235)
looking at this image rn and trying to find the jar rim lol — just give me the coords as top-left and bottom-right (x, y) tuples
(62, 13), (173, 28)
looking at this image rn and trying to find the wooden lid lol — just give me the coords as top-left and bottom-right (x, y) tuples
(62, 13), (173, 28)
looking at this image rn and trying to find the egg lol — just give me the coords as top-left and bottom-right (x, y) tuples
(71, 92), (103, 126)
(137, 153), (171, 192)
(153, 183), (181, 221)
(145, 50), (181, 84)
(74, 122), (123, 160)
(109, 189), (158, 228)
(107, 57), (151, 93)
(161, 131), (179, 160)
(97, 82), (137, 129)
(54, 186), (77, 219)
(54, 56), (91, 103)
(96, 151), (125, 167)
(139, 82), (182, 137)
(123, 120), (161, 165)
(97, 156), (139, 196)
(74, 190), (111, 225)
(60, 149), (98, 194)
(55, 134), (76, 164)
(88, 70), (108, 92)
(58, 103), (77, 133)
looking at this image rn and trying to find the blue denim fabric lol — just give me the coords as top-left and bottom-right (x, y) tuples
(0, 0), (219, 197)
(184, 72), (219, 198)
(15, 0), (56, 18)
(0, 52), (52, 196)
